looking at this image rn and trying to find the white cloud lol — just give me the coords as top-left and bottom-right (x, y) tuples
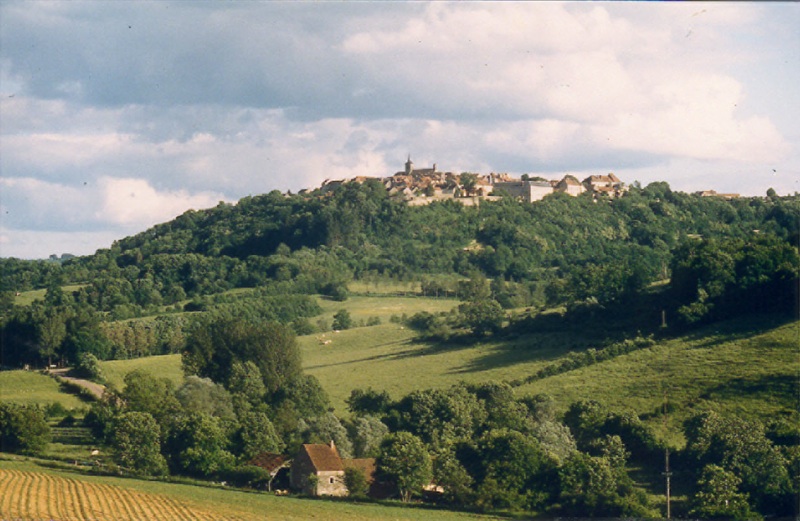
(97, 177), (226, 228)
(0, 1), (797, 258)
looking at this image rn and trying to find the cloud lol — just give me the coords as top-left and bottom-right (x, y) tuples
(0, 1), (797, 258)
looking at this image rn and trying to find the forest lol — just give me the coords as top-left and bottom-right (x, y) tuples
(1, 181), (798, 519)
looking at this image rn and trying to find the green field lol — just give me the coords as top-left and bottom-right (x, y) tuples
(13, 285), (86, 307)
(0, 370), (86, 410)
(100, 354), (184, 390)
(518, 315), (800, 444)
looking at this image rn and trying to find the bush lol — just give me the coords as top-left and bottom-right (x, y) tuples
(332, 309), (352, 330)
(0, 403), (51, 454)
(344, 467), (369, 498)
(74, 353), (104, 382)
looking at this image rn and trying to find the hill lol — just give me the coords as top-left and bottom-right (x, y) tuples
(1, 181), (798, 519)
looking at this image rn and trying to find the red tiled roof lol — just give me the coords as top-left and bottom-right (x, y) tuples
(343, 458), (377, 482)
(303, 444), (343, 472)
(248, 452), (288, 472)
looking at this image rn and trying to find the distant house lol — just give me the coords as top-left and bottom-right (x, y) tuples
(289, 441), (383, 498)
(582, 173), (626, 198)
(555, 175), (585, 196)
(492, 179), (554, 202)
(290, 441), (348, 496)
(695, 190), (740, 200)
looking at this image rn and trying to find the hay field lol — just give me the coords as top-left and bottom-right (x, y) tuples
(0, 460), (501, 521)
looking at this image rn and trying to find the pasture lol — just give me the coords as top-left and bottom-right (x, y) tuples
(517, 315), (800, 444)
(0, 370), (86, 410)
(100, 354), (184, 389)
(0, 458), (502, 521)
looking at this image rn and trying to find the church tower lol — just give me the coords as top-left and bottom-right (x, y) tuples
(405, 155), (413, 176)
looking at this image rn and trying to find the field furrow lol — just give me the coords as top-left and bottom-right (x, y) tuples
(17, 470), (31, 519)
(0, 469), (256, 521)
(0, 469), (13, 515)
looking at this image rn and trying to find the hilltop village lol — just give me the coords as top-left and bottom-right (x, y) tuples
(313, 156), (627, 205)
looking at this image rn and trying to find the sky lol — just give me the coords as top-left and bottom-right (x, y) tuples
(1, 2), (798, 259)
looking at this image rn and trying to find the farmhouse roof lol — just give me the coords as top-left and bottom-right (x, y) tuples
(343, 458), (376, 479)
(301, 443), (343, 472)
(248, 452), (289, 473)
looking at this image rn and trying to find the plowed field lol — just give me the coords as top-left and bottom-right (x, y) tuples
(0, 468), (245, 521)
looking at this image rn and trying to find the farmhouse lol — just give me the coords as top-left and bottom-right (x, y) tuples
(289, 441), (381, 497)
(290, 441), (347, 496)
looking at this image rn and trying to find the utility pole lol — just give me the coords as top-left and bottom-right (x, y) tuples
(662, 390), (672, 519)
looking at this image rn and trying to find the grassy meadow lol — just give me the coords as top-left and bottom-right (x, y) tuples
(0, 370), (86, 410)
(100, 354), (184, 389)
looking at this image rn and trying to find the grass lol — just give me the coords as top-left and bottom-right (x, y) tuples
(0, 370), (86, 410)
(300, 324), (585, 414)
(516, 315), (800, 446)
(99, 354), (184, 390)
(13, 284), (86, 307)
(0, 457), (504, 521)
(316, 294), (457, 325)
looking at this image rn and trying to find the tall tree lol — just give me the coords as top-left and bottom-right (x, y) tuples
(377, 431), (432, 502)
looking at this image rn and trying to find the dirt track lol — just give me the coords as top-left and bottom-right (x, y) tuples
(49, 368), (106, 400)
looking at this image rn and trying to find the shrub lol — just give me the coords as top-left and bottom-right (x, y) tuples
(0, 403), (51, 454)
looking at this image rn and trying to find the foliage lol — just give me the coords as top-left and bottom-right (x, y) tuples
(332, 309), (352, 331)
(235, 410), (284, 461)
(73, 352), (104, 382)
(164, 412), (236, 478)
(175, 375), (236, 420)
(347, 415), (389, 458)
(683, 410), (792, 516)
(301, 412), (354, 459)
(112, 411), (168, 476)
(377, 431), (433, 502)
(183, 316), (301, 396)
(344, 467), (369, 498)
(0, 403), (51, 454)
(120, 369), (181, 429)
(689, 464), (758, 520)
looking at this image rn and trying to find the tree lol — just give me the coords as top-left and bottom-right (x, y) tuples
(344, 467), (369, 498)
(557, 451), (652, 517)
(121, 369), (181, 429)
(346, 387), (393, 416)
(175, 375), (235, 421)
(474, 429), (557, 511)
(236, 410), (284, 461)
(73, 352), (104, 382)
(377, 431), (432, 502)
(183, 316), (302, 396)
(684, 411), (791, 516)
(348, 415), (389, 458)
(458, 300), (504, 336)
(459, 173), (479, 197)
(689, 464), (755, 520)
(332, 309), (352, 330)
(164, 412), (236, 477)
(0, 403), (50, 454)
(112, 411), (167, 475)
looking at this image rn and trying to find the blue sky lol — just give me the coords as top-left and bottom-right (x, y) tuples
(1, 1), (798, 259)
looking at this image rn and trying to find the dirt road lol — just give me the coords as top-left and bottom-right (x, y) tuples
(49, 368), (106, 400)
